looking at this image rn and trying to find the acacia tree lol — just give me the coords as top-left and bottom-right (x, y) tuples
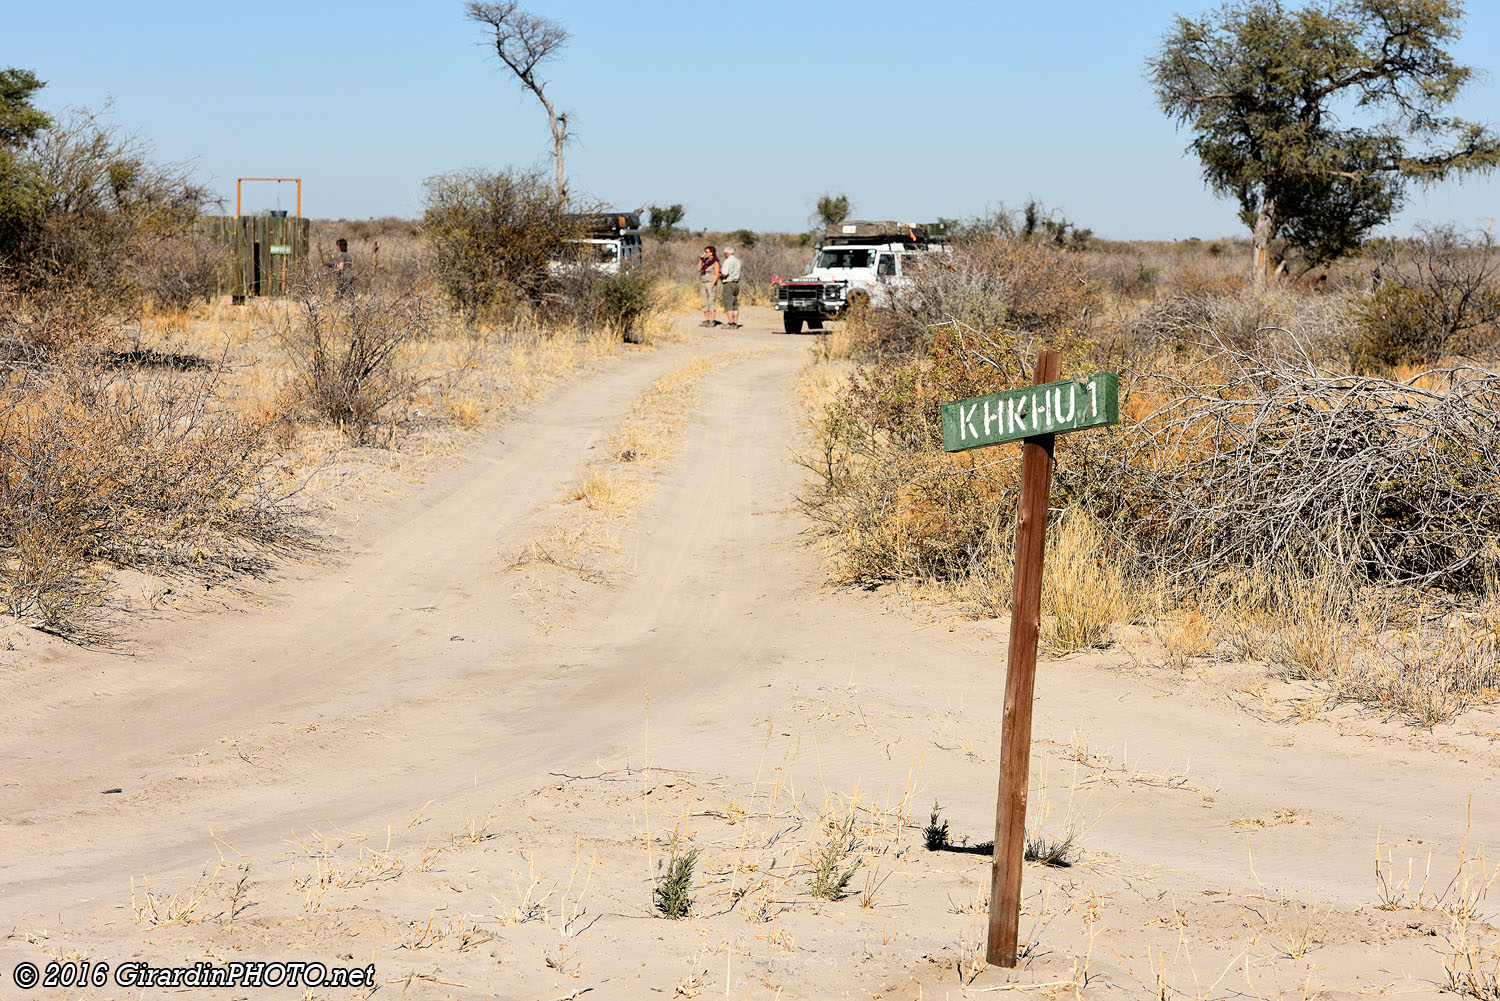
(0, 68), (52, 255)
(1149, 0), (1500, 283)
(645, 203), (684, 238)
(815, 192), (851, 229)
(466, 1), (571, 198)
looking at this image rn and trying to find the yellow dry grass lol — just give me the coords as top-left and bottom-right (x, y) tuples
(659, 279), (703, 315)
(515, 349), (767, 590)
(607, 357), (720, 465)
(1042, 510), (1130, 654)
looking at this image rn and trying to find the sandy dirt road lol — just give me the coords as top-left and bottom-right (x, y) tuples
(2, 307), (1498, 999)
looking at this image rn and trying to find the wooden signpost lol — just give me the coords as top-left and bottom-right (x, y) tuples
(940, 351), (1119, 968)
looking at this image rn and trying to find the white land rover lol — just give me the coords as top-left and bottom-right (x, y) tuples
(771, 220), (948, 334)
(550, 211), (644, 276)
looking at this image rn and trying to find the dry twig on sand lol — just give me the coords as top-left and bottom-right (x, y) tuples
(1083, 343), (1500, 588)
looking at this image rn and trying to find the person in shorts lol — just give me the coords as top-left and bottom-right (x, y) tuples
(719, 247), (742, 328)
(697, 245), (720, 326)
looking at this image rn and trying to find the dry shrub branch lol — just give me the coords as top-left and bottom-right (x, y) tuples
(271, 280), (434, 443)
(1088, 350), (1500, 589)
(839, 238), (1096, 361)
(801, 239), (1100, 589)
(1355, 224), (1500, 368)
(0, 351), (311, 633)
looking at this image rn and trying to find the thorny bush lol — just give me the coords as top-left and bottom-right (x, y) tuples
(801, 296), (1094, 587)
(3, 106), (217, 316)
(272, 278), (434, 444)
(0, 350), (310, 634)
(1072, 351), (1500, 590)
(421, 166), (577, 319)
(1352, 224), (1500, 368)
(543, 268), (662, 342)
(838, 237), (1097, 360)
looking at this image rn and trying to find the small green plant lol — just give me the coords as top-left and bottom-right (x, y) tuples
(923, 801), (951, 851)
(226, 865), (252, 926)
(809, 814), (861, 900)
(814, 192), (851, 229)
(1350, 283), (1434, 368)
(653, 840), (699, 919)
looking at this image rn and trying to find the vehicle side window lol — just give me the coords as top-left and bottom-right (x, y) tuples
(877, 254), (896, 277)
(900, 254), (917, 275)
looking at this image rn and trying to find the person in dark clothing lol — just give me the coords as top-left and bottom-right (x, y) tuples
(328, 237), (354, 298)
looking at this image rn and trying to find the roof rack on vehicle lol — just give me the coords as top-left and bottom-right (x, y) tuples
(566, 211), (642, 237)
(821, 220), (932, 246)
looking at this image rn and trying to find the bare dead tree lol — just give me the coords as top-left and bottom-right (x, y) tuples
(466, 1), (571, 198)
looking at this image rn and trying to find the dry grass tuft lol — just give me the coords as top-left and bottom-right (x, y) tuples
(130, 866), (222, 928)
(1043, 509), (1129, 653)
(568, 464), (643, 514)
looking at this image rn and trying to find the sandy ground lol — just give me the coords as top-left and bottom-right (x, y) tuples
(2, 306), (1499, 1000)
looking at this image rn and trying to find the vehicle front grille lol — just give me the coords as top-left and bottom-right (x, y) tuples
(775, 282), (840, 303)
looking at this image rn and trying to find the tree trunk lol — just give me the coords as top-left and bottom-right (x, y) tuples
(540, 98), (564, 199)
(1251, 196), (1276, 288)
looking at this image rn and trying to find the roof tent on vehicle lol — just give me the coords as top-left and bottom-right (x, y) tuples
(822, 220), (931, 246)
(569, 211), (642, 237)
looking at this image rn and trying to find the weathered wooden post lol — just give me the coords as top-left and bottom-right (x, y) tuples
(939, 351), (1119, 968)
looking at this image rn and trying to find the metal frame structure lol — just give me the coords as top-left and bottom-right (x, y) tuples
(232, 178), (303, 299)
(236, 177), (302, 219)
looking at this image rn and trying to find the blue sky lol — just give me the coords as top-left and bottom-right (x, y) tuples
(6, 0), (1498, 239)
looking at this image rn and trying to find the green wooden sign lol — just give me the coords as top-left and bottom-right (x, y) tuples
(941, 372), (1119, 452)
(269, 244), (293, 255)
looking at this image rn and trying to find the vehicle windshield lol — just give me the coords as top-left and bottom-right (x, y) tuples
(561, 240), (618, 263)
(815, 248), (874, 269)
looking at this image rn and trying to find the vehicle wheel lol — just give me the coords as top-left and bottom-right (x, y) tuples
(782, 314), (804, 335)
(807, 318), (824, 330)
(847, 289), (871, 311)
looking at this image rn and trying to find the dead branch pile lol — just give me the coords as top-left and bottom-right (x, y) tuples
(1081, 352), (1500, 588)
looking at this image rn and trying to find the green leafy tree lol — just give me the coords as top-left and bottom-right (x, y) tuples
(0, 68), (49, 147)
(815, 192), (851, 229)
(1, 77), (213, 314)
(644, 203), (683, 238)
(0, 68), (52, 257)
(1149, 0), (1500, 283)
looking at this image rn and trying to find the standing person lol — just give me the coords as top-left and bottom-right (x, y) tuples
(697, 245), (720, 327)
(719, 247), (742, 328)
(327, 237), (355, 299)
